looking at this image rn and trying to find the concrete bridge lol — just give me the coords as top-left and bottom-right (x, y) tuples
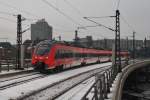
(82, 59), (150, 100)
(108, 59), (150, 100)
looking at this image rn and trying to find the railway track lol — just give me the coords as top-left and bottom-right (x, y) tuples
(0, 72), (47, 90)
(20, 65), (111, 100)
(56, 77), (95, 100)
(0, 60), (138, 100)
(0, 69), (34, 79)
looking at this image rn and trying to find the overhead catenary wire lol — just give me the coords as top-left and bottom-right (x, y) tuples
(42, 0), (84, 27)
(0, 10), (40, 23)
(0, 11), (41, 28)
(84, 17), (115, 32)
(85, 16), (115, 19)
(63, 0), (83, 16)
(55, 0), (89, 34)
(120, 14), (144, 39)
(63, 1), (94, 30)
(44, 0), (107, 40)
(116, 0), (121, 10)
(0, 11), (16, 16)
(77, 25), (100, 30)
(62, 0), (107, 38)
(0, 16), (16, 23)
(62, 0), (110, 39)
(54, 28), (74, 32)
(0, 0), (83, 35)
(120, 14), (135, 32)
(0, 1), (40, 18)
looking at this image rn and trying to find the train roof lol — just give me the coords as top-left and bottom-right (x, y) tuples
(37, 40), (71, 46)
(35, 40), (129, 54)
(36, 40), (108, 50)
(37, 40), (129, 52)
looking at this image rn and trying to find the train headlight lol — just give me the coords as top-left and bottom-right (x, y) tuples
(45, 56), (49, 59)
(35, 56), (38, 59)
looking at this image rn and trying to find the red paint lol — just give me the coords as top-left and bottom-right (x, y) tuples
(32, 41), (129, 70)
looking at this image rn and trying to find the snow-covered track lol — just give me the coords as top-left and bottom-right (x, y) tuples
(0, 72), (47, 90)
(21, 65), (111, 100)
(0, 69), (34, 79)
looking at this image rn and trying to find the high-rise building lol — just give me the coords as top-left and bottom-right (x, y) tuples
(31, 19), (52, 41)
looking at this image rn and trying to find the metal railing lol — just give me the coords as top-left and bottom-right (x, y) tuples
(81, 59), (131, 100)
(81, 68), (112, 100)
(0, 59), (31, 72)
(0, 59), (15, 72)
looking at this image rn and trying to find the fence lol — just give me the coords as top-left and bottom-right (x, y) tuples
(0, 59), (31, 72)
(81, 59), (130, 100)
(81, 68), (113, 100)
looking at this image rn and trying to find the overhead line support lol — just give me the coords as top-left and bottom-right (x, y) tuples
(16, 14), (22, 69)
(115, 10), (121, 73)
(132, 31), (135, 63)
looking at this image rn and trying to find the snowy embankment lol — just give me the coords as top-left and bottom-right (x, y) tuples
(0, 62), (111, 100)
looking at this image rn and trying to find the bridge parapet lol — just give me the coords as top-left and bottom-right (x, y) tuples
(81, 59), (150, 100)
(111, 59), (150, 100)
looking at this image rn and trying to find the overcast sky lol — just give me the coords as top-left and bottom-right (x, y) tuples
(0, 0), (149, 44)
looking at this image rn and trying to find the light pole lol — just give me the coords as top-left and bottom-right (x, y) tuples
(132, 32), (135, 63)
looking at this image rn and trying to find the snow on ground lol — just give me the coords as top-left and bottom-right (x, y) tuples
(56, 77), (95, 100)
(0, 62), (111, 100)
(0, 74), (43, 88)
(0, 72), (39, 82)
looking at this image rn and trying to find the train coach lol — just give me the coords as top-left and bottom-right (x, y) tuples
(31, 40), (128, 71)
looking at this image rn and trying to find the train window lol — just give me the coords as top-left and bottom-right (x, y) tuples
(65, 50), (69, 58)
(55, 50), (60, 59)
(66, 50), (69, 58)
(61, 50), (70, 58)
(70, 51), (73, 58)
(82, 53), (86, 58)
(86, 53), (89, 57)
(79, 53), (82, 58)
(75, 53), (78, 58)
(62, 50), (65, 58)
(76, 53), (78, 57)
(57, 49), (63, 59)
(94, 54), (98, 57)
(68, 50), (73, 58)
(35, 44), (51, 56)
(74, 52), (80, 58)
(68, 50), (71, 58)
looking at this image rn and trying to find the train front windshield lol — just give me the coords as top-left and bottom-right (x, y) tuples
(35, 44), (51, 56)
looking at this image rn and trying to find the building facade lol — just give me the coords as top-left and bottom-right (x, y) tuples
(74, 35), (145, 51)
(0, 42), (16, 59)
(31, 19), (53, 41)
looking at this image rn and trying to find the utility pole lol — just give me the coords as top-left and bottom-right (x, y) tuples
(126, 37), (129, 51)
(58, 36), (61, 41)
(16, 14), (22, 69)
(144, 37), (147, 57)
(104, 38), (107, 49)
(114, 10), (121, 73)
(126, 36), (129, 65)
(133, 32), (135, 63)
(75, 30), (78, 41)
(74, 30), (79, 46)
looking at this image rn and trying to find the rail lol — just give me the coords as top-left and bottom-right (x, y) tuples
(17, 65), (111, 100)
(0, 72), (46, 90)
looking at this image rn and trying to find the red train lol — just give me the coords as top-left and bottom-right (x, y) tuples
(32, 40), (128, 71)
